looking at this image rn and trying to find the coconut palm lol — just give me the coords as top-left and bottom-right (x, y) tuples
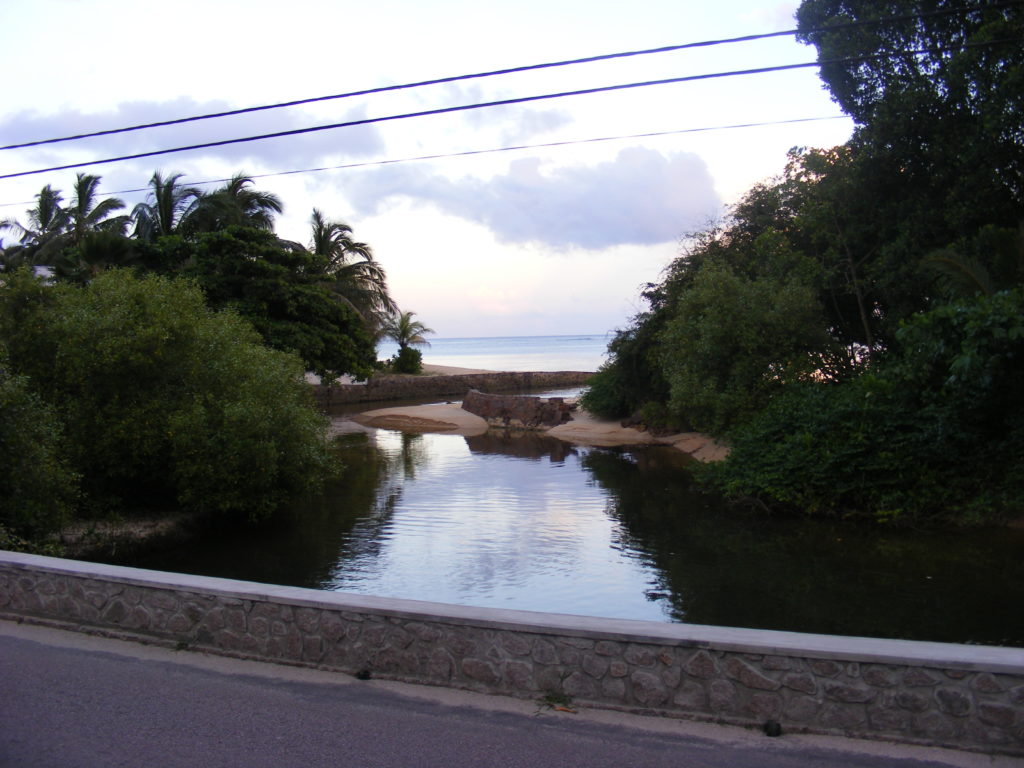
(183, 172), (283, 234)
(66, 173), (128, 245)
(382, 310), (434, 351)
(0, 184), (70, 264)
(132, 171), (203, 242)
(308, 208), (397, 336)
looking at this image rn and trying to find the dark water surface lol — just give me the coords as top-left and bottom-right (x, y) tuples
(128, 426), (1024, 646)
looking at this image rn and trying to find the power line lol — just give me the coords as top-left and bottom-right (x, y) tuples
(2, 1), (1018, 153)
(0, 115), (850, 209)
(3, 40), (1011, 182)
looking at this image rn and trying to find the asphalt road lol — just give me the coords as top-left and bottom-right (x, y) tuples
(0, 621), (1015, 768)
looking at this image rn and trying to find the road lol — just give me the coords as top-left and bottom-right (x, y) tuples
(0, 621), (1015, 768)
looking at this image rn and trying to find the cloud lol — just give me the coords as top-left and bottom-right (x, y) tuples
(0, 97), (386, 172)
(346, 147), (720, 249)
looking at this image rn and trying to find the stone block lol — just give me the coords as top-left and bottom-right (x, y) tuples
(862, 665), (900, 688)
(782, 673), (817, 695)
(661, 666), (681, 689)
(867, 703), (911, 732)
(743, 692), (782, 720)
(709, 679), (738, 713)
(608, 660), (628, 678)
(723, 657), (780, 691)
(499, 633), (531, 656)
(594, 640), (622, 657)
(462, 658), (500, 685)
(822, 680), (877, 704)
(672, 681), (706, 710)
(559, 637), (594, 650)
(903, 668), (941, 687)
(503, 660), (535, 691)
(969, 673), (1003, 693)
(601, 676), (626, 701)
(581, 653), (609, 679)
(631, 671), (669, 707)
(935, 688), (972, 717)
(762, 656), (801, 671)
(563, 671), (598, 700)
(624, 644), (656, 667)
(427, 649), (454, 681)
(406, 622), (443, 643)
(808, 659), (841, 678)
(531, 639), (559, 666)
(558, 647), (582, 667)
(294, 608), (321, 634)
(978, 703), (1017, 730)
(895, 691), (931, 713)
(684, 650), (717, 679)
(784, 695), (820, 724)
(914, 711), (956, 740)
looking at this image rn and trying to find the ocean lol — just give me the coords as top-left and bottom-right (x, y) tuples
(376, 334), (611, 373)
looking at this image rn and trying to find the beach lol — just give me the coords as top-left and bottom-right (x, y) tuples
(346, 363), (729, 462)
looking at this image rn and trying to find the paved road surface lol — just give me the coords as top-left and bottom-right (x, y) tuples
(0, 621), (1016, 768)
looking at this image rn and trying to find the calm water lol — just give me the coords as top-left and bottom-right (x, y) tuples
(129, 425), (1024, 646)
(377, 334), (610, 372)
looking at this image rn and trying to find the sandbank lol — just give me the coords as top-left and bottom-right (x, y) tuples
(349, 402), (728, 461)
(351, 403), (489, 436)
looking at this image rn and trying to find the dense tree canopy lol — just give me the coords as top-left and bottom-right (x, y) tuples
(1, 170), (392, 380)
(584, 1), (1024, 525)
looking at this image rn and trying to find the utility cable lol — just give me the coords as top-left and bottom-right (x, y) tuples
(0, 115), (850, 209)
(1, 1), (1019, 152)
(2, 39), (1015, 182)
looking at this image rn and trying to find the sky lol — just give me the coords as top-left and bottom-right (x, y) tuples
(0, 0), (853, 339)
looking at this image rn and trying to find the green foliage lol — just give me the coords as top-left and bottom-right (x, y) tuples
(389, 346), (423, 374)
(0, 356), (78, 537)
(0, 269), (337, 523)
(183, 226), (375, 380)
(709, 290), (1024, 524)
(658, 257), (834, 435)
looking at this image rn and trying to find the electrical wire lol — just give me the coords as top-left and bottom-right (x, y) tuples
(2, 1), (1018, 152)
(4, 38), (1017, 182)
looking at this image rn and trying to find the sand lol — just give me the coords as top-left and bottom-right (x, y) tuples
(349, 402), (729, 461)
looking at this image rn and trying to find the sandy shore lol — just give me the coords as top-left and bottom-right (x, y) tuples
(349, 402), (728, 462)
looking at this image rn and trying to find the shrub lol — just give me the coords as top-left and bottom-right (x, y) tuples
(0, 269), (337, 522)
(390, 346), (423, 374)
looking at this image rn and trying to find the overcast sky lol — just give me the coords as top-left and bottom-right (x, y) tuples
(0, 0), (852, 338)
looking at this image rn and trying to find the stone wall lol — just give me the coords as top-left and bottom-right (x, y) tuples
(312, 372), (592, 408)
(462, 389), (574, 429)
(1, 552), (1022, 755)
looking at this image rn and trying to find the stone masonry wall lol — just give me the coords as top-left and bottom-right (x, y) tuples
(312, 372), (592, 408)
(1, 552), (1022, 755)
(461, 389), (574, 429)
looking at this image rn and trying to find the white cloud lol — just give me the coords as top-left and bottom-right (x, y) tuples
(346, 147), (720, 249)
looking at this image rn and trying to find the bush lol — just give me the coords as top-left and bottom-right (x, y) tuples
(0, 269), (337, 523)
(0, 358), (78, 537)
(707, 290), (1024, 525)
(390, 346), (423, 374)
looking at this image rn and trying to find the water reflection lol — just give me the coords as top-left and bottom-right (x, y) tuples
(124, 427), (1024, 644)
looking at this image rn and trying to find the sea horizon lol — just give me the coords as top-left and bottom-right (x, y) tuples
(376, 333), (612, 373)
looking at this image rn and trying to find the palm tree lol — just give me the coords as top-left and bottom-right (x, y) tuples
(308, 208), (397, 336)
(383, 310), (434, 351)
(66, 173), (128, 245)
(132, 171), (203, 242)
(183, 172), (283, 234)
(0, 184), (70, 264)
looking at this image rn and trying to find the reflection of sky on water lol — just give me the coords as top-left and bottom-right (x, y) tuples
(326, 431), (666, 621)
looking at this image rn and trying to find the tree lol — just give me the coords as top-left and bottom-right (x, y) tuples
(182, 173), (283, 234)
(307, 208), (397, 337)
(0, 268), (338, 522)
(0, 184), (70, 267)
(66, 173), (128, 245)
(383, 310), (434, 351)
(184, 226), (375, 380)
(132, 171), (203, 242)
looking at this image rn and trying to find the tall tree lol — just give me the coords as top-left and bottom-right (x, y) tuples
(0, 185), (70, 266)
(66, 173), (128, 245)
(307, 208), (397, 337)
(383, 310), (434, 351)
(183, 173), (283, 234)
(132, 171), (203, 242)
